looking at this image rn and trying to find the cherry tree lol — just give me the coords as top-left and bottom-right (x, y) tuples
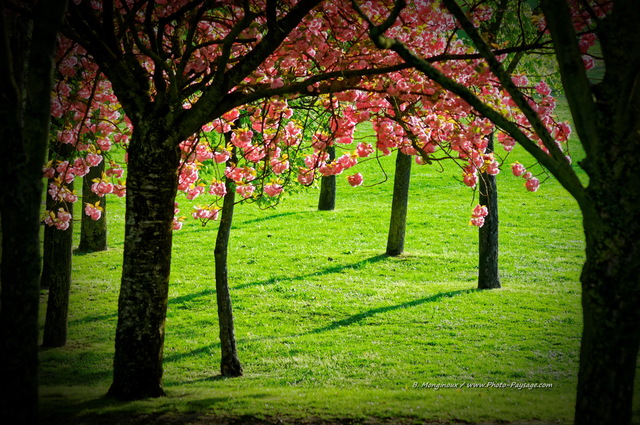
(354, 0), (639, 424)
(61, 0), (418, 400)
(60, 0), (572, 402)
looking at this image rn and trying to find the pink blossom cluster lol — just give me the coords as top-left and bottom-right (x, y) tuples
(44, 38), (130, 227)
(192, 205), (220, 221)
(53, 0), (596, 231)
(511, 162), (540, 192)
(44, 208), (73, 231)
(84, 201), (103, 221)
(470, 205), (489, 228)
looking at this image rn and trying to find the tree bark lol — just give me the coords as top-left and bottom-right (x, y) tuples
(477, 135), (500, 289)
(318, 145), (336, 211)
(42, 181), (74, 347)
(538, 2), (640, 424)
(575, 182), (640, 425)
(0, 1), (68, 423)
(214, 141), (243, 377)
(107, 119), (180, 400)
(78, 160), (107, 252)
(386, 149), (412, 256)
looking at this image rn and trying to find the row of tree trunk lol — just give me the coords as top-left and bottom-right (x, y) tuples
(318, 143), (500, 289)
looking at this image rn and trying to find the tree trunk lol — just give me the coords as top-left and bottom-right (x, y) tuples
(575, 203), (640, 425)
(477, 135), (500, 289)
(0, 1), (67, 423)
(42, 181), (74, 347)
(214, 142), (243, 377)
(78, 160), (107, 252)
(107, 120), (180, 400)
(318, 145), (336, 211)
(386, 149), (412, 256)
(41, 142), (75, 292)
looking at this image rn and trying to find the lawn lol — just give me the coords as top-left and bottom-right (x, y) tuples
(37, 123), (638, 424)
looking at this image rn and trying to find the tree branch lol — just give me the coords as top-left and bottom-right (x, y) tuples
(442, 0), (569, 168)
(358, 1), (587, 209)
(540, 0), (600, 162)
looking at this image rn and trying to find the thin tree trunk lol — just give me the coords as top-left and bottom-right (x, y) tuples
(107, 121), (180, 400)
(478, 135), (500, 289)
(40, 185), (56, 291)
(41, 142), (75, 292)
(0, 1), (67, 422)
(214, 142), (243, 377)
(386, 149), (412, 256)
(78, 160), (107, 252)
(42, 180), (74, 347)
(318, 145), (336, 211)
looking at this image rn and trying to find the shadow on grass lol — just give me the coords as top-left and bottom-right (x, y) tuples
(164, 254), (389, 308)
(237, 211), (302, 226)
(164, 287), (479, 368)
(40, 390), (258, 423)
(68, 312), (118, 326)
(304, 288), (480, 335)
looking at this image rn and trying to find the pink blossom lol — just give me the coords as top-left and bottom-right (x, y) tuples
(347, 173), (363, 187)
(112, 183), (126, 197)
(209, 181), (227, 197)
(497, 132), (516, 151)
(86, 153), (103, 167)
(192, 206), (219, 221)
(213, 150), (231, 164)
(84, 202), (103, 220)
(297, 169), (315, 185)
(245, 145), (266, 162)
(470, 204), (489, 227)
(525, 177), (540, 192)
(535, 81), (552, 97)
(62, 190), (78, 203)
(92, 181), (114, 196)
(71, 158), (90, 177)
(56, 161), (70, 174)
(337, 154), (358, 169)
(105, 166), (124, 178)
(470, 216), (485, 227)
(463, 172), (477, 188)
(270, 158), (289, 174)
(356, 142), (374, 158)
(236, 184), (255, 199)
(96, 137), (111, 152)
(264, 184), (283, 197)
(185, 185), (205, 200)
(43, 166), (55, 179)
(485, 161), (500, 176)
(53, 208), (72, 230)
(172, 218), (183, 231)
(511, 162), (526, 177)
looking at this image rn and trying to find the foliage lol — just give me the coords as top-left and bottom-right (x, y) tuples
(50, 0), (575, 231)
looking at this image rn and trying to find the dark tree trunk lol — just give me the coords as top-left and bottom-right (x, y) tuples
(477, 135), (500, 289)
(539, 3), (640, 423)
(575, 188), (640, 425)
(78, 160), (107, 252)
(386, 149), (412, 256)
(214, 141), (243, 377)
(0, 1), (67, 423)
(107, 119), (180, 400)
(318, 145), (336, 211)
(42, 181), (74, 347)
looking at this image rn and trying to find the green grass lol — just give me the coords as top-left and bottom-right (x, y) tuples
(39, 125), (621, 424)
